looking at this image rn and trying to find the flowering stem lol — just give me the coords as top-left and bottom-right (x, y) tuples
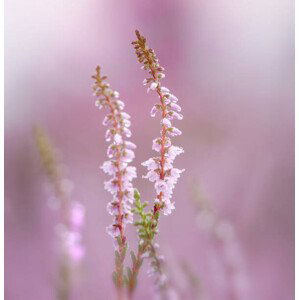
(129, 30), (184, 297)
(92, 66), (137, 299)
(105, 94), (127, 293)
(139, 41), (168, 216)
(132, 29), (184, 216)
(34, 127), (85, 300)
(35, 127), (71, 300)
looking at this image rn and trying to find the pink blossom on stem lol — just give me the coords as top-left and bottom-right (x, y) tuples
(92, 66), (136, 245)
(132, 30), (184, 216)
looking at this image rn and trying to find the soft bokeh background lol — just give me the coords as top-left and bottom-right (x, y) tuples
(5, 0), (294, 299)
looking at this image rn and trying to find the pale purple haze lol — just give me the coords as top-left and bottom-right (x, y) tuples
(5, 0), (294, 299)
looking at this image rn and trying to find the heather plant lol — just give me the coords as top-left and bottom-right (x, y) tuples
(92, 30), (184, 299)
(34, 127), (85, 300)
(92, 66), (137, 299)
(192, 183), (248, 299)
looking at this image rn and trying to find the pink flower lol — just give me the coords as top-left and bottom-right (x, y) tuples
(168, 127), (182, 137)
(106, 224), (121, 238)
(64, 230), (85, 263)
(142, 158), (159, 170)
(93, 66), (137, 240)
(134, 31), (185, 216)
(150, 105), (160, 117)
(169, 111), (183, 120)
(147, 82), (158, 93)
(125, 141), (137, 149)
(70, 202), (85, 228)
(124, 166), (137, 181)
(155, 180), (169, 195)
(69, 244), (85, 263)
(143, 170), (160, 182)
(106, 201), (119, 216)
(161, 118), (172, 128)
(121, 149), (135, 163)
(167, 146), (184, 161)
(104, 179), (119, 195)
(163, 199), (175, 216)
(123, 211), (134, 225)
(101, 161), (117, 175)
(114, 133), (123, 144)
(169, 103), (181, 112)
(123, 188), (134, 204)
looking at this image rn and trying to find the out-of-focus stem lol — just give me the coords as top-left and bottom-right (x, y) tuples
(34, 127), (72, 300)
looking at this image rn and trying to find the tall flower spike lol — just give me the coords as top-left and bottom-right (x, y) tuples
(192, 184), (249, 299)
(132, 30), (184, 217)
(92, 66), (136, 295)
(34, 127), (85, 300)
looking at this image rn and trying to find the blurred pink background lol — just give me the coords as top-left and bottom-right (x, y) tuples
(5, 0), (294, 299)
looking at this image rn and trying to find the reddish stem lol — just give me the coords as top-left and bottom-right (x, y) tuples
(105, 93), (127, 297)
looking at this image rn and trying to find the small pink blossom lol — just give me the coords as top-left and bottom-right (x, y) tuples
(167, 146), (184, 161)
(69, 244), (85, 263)
(124, 166), (137, 180)
(101, 161), (117, 175)
(106, 224), (121, 238)
(106, 201), (119, 215)
(152, 138), (162, 152)
(142, 158), (158, 170)
(169, 111), (183, 120)
(155, 180), (169, 195)
(147, 82), (158, 93)
(169, 103), (181, 112)
(121, 149), (135, 163)
(168, 127), (182, 137)
(104, 179), (118, 195)
(125, 141), (137, 149)
(70, 202), (85, 228)
(121, 112), (130, 119)
(163, 199), (175, 215)
(150, 105), (160, 117)
(143, 170), (160, 182)
(123, 127), (132, 138)
(114, 133), (123, 144)
(160, 86), (170, 93)
(161, 118), (172, 128)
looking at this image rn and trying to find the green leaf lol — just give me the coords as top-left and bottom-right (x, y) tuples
(130, 251), (137, 265)
(112, 271), (118, 286)
(120, 244), (127, 258)
(116, 236), (122, 246)
(126, 267), (133, 280)
(115, 250), (120, 265)
(123, 274), (129, 285)
(134, 189), (141, 201)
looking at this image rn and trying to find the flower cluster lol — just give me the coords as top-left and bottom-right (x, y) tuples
(92, 66), (137, 242)
(132, 30), (184, 216)
(62, 201), (86, 263)
(35, 127), (86, 265)
(35, 127), (86, 299)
